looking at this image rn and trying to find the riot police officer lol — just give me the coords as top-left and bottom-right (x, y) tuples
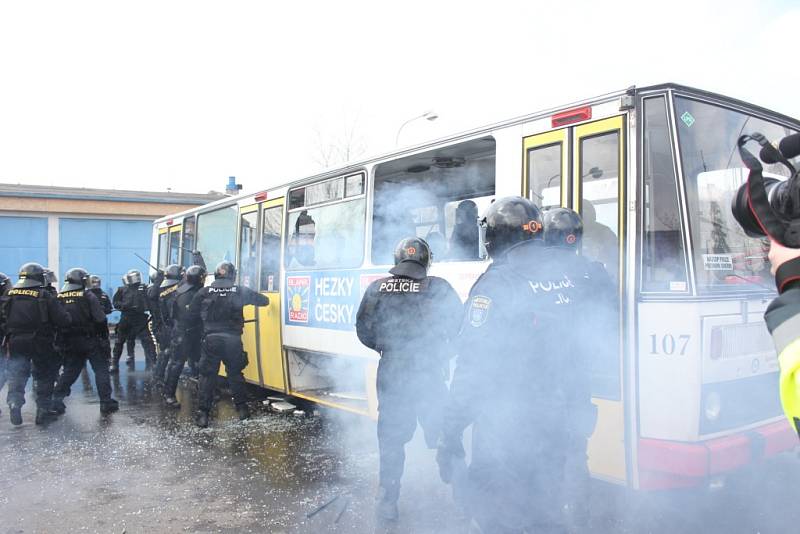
(42, 269), (58, 296)
(1, 263), (71, 425)
(153, 264), (183, 384)
(436, 197), (591, 533)
(0, 272), (11, 415)
(111, 269), (156, 370)
(52, 268), (119, 415)
(188, 261), (269, 428)
(163, 265), (206, 408)
(356, 237), (462, 521)
(87, 275), (113, 370)
(146, 269), (166, 373)
(542, 206), (607, 528)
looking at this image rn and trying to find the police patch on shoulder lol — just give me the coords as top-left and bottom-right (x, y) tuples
(469, 295), (492, 327)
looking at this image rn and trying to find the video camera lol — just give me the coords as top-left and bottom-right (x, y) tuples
(732, 132), (800, 247)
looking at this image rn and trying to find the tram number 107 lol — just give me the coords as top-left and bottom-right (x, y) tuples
(648, 334), (691, 356)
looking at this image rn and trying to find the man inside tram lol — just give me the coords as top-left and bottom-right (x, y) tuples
(447, 199), (479, 260)
(287, 211), (316, 268)
(581, 199), (618, 279)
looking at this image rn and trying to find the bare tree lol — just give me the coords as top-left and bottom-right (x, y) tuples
(311, 111), (367, 169)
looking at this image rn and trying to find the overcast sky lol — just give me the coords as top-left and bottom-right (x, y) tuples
(1, 0), (798, 195)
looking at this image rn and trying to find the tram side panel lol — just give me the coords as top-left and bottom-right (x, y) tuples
(636, 299), (791, 489)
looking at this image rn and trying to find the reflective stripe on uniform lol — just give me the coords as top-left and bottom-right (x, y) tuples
(778, 337), (800, 437)
(772, 314), (800, 354)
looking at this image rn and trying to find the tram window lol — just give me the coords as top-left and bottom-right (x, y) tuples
(674, 97), (796, 292)
(444, 196), (494, 260)
(181, 217), (196, 268)
(306, 176), (344, 206)
(286, 174), (366, 270)
(579, 130), (621, 401)
(642, 97), (688, 292)
(157, 232), (169, 269)
(372, 137), (496, 264)
(345, 174), (364, 197)
(196, 205), (238, 271)
(169, 230), (180, 265)
(580, 132), (620, 280)
(238, 211), (259, 290)
(528, 143), (562, 208)
(260, 206), (282, 291)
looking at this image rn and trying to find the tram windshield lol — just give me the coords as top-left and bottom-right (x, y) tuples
(674, 96), (797, 293)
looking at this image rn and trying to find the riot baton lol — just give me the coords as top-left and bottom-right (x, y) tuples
(133, 252), (162, 274)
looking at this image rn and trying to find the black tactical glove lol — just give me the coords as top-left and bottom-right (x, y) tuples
(436, 436), (465, 484)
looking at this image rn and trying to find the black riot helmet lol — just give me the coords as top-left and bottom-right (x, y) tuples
(185, 265), (207, 287)
(481, 196), (543, 258)
(63, 268), (90, 291)
(15, 262), (46, 289)
(88, 275), (102, 289)
(43, 269), (57, 287)
(389, 237), (432, 280)
(543, 207), (583, 250)
(125, 269), (143, 286)
(160, 264), (184, 288)
(0, 272), (10, 293)
(214, 261), (236, 281)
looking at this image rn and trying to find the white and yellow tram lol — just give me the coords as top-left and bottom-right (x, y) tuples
(152, 83), (798, 490)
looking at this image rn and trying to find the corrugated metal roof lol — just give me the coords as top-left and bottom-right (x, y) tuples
(0, 183), (226, 205)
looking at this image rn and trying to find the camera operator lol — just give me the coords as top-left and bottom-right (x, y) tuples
(764, 239), (800, 438)
(733, 132), (800, 439)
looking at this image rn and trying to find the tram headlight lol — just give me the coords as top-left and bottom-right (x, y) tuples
(704, 391), (722, 421)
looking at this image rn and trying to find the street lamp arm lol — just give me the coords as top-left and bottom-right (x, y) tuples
(395, 110), (438, 146)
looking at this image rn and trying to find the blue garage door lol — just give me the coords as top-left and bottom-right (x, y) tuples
(60, 218), (152, 322)
(0, 216), (48, 282)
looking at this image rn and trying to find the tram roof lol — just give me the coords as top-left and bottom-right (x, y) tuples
(154, 82), (800, 224)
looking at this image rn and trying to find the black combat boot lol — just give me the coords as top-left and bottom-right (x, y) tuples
(236, 403), (251, 421)
(164, 396), (181, 409)
(51, 398), (67, 415)
(376, 483), (400, 521)
(9, 404), (22, 426)
(100, 399), (119, 414)
(195, 410), (209, 428)
(35, 406), (56, 425)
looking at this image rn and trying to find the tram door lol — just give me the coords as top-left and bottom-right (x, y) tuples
(238, 204), (261, 384)
(257, 200), (286, 392)
(523, 114), (627, 484)
(236, 199), (287, 391)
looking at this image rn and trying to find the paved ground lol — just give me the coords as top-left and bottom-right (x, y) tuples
(1, 349), (800, 533)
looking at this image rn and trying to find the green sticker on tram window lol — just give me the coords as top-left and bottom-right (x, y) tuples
(681, 111), (695, 128)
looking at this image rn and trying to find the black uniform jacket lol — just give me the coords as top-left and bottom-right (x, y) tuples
(112, 284), (149, 317)
(172, 283), (202, 333)
(58, 289), (108, 334)
(355, 274), (462, 369)
(88, 288), (113, 315)
(158, 284), (180, 329)
(188, 279), (269, 335)
(1, 286), (71, 337)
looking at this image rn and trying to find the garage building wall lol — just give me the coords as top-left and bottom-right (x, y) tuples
(59, 218), (152, 321)
(0, 216), (49, 280)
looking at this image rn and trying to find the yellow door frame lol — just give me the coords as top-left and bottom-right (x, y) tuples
(522, 128), (570, 207)
(573, 115), (627, 484)
(257, 197), (287, 392)
(238, 203), (263, 385)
